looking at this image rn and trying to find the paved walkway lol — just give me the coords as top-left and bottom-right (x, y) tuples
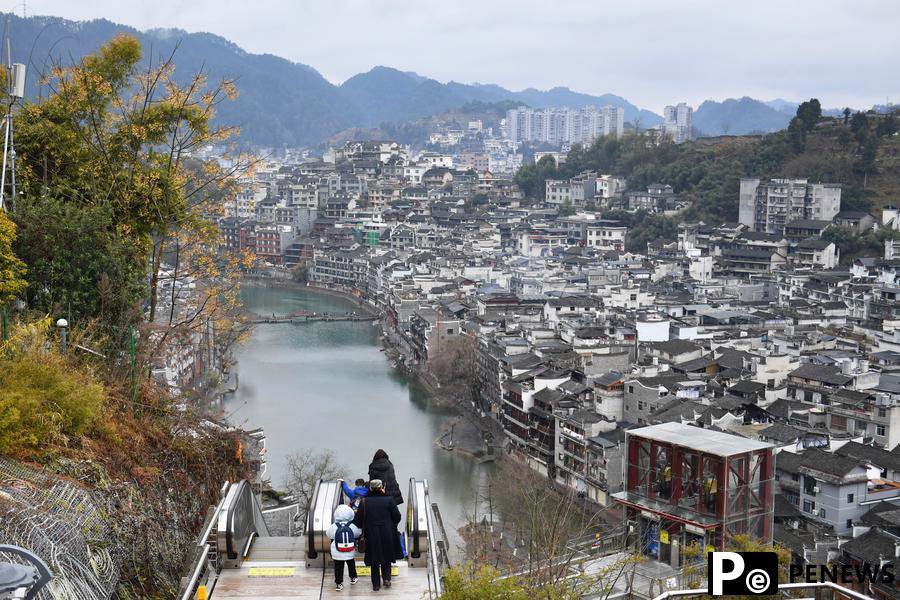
(212, 537), (430, 600)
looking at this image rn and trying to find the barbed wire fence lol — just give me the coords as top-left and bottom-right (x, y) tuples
(0, 458), (122, 600)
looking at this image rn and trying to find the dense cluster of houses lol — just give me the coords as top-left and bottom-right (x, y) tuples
(216, 139), (900, 591)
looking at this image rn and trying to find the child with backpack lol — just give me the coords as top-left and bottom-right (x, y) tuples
(340, 478), (369, 510)
(326, 504), (362, 591)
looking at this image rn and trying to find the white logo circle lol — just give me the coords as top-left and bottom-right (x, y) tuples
(745, 568), (771, 593)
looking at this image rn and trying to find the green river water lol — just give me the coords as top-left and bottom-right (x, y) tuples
(223, 285), (492, 553)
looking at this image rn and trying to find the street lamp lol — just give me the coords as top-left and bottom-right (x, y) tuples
(55, 318), (68, 352)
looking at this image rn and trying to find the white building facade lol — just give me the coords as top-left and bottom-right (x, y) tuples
(663, 103), (693, 144)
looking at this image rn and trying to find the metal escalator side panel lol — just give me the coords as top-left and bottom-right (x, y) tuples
(216, 480), (269, 567)
(422, 479), (444, 599)
(407, 477), (419, 559)
(216, 484), (241, 563)
(407, 479), (429, 567)
(306, 479), (322, 559)
(307, 480), (342, 564)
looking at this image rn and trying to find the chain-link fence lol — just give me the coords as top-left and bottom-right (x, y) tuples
(0, 458), (123, 600)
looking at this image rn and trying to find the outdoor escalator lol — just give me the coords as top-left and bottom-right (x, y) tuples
(178, 476), (449, 599)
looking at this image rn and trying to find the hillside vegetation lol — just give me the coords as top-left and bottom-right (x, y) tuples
(1, 13), (662, 147)
(515, 100), (899, 253)
(0, 34), (251, 598)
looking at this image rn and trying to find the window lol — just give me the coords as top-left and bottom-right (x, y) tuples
(804, 475), (818, 494)
(846, 519), (853, 529)
(638, 401), (645, 411)
(847, 493), (854, 504)
(802, 500), (816, 513)
(628, 386), (634, 394)
(820, 509), (826, 519)
(446, 328), (454, 334)
(877, 424), (886, 437)
(791, 473), (800, 482)
(878, 408), (887, 418)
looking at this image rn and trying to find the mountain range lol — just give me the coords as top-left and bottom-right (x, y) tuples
(0, 13), (858, 147)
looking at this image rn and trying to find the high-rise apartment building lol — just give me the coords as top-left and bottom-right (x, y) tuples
(739, 178), (842, 234)
(505, 105), (624, 145)
(663, 103), (693, 143)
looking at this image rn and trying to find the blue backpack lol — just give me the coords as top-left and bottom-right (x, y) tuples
(335, 521), (356, 554)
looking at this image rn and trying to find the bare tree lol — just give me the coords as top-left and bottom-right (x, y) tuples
(283, 448), (347, 526)
(429, 334), (476, 405)
(463, 457), (640, 596)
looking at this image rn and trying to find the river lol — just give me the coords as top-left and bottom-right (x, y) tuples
(223, 284), (492, 555)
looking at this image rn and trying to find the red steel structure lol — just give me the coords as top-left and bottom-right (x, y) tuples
(613, 423), (775, 566)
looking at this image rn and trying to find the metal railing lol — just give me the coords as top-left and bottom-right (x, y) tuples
(219, 480), (270, 568)
(406, 478), (448, 599)
(178, 480), (270, 600)
(178, 482), (231, 600)
(423, 480), (444, 599)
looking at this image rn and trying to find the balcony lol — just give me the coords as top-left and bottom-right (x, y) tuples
(560, 426), (586, 442)
(562, 445), (585, 464)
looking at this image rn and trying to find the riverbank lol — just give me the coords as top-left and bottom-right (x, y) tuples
(238, 277), (496, 463)
(241, 275), (379, 317)
(225, 284), (493, 554)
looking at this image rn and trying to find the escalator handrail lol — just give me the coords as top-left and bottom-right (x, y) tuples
(423, 480), (443, 598)
(223, 480), (269, 561)
(408, 477), (421, 558)
(306, 478), (323, 559)
(305, 479), (347, 559)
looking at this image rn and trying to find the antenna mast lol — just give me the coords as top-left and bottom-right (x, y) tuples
(0, 27), (24, 213)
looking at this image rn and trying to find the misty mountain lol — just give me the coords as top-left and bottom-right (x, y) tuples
(4, 14), (356, 146)
(763, 98), (800, 114)
(764, 98), (848, 119)
(341, 66), (664, 129)
(340, 67), (472, 126)
(3, 12), (831, 147)
(694, 97), (793, 136)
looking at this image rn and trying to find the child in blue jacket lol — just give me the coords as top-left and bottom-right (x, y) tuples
(340, 478), (369, 509)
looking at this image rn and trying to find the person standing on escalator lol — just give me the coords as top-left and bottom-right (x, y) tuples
(327, 504), (362, 591)
(368, 449), (404, 505)
(353, 479), (401, 591)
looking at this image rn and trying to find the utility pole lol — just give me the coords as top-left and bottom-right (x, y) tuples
(0, 35), (25, 213)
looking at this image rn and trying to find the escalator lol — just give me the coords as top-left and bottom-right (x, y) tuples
(178, 477), (448, 600)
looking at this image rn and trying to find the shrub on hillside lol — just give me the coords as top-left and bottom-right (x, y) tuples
(0, 321), (105, 453)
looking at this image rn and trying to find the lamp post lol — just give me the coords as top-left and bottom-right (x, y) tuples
(55, 318), (68, 352)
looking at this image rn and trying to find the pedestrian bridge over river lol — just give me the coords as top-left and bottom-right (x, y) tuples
(177, 478), (448, 600)
(246, 310), (379, 324)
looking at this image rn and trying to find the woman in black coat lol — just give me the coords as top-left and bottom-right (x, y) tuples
(368, 449), (404, 505)
(353, 480), (402, 591)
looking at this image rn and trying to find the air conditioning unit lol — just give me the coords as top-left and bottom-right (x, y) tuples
(812, 485), (820, 494)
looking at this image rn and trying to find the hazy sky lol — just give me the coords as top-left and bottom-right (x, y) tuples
(19, 0), (900, 113)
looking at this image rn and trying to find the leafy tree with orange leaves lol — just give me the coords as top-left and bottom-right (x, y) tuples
(11, 33), (251, 377)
